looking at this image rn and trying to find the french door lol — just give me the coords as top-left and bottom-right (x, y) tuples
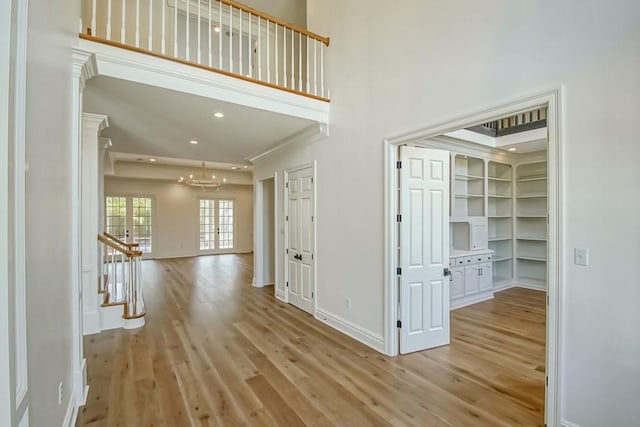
(199, 199), (234, 252)
(105, 196), (153, 254)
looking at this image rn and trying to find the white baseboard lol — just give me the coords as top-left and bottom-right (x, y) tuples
(150, 249), (252, 260)
(62, 383), (79, 427)
(315, 308), (385, 353)
(82, 310), (100, 336)
(561, 420), (581, 427)
(450, 291), (494, 310)
(99, 304), (123, 331)
(492, 281), (517, 292)
(275, 289), (286, 302)
(515, 281), (547, 292)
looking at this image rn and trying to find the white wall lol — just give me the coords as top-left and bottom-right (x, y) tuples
(23, 0), (81, 424)
(105, 177), (253, 258)
(253, 1), (640, 426)
(262, 178), (275, 284)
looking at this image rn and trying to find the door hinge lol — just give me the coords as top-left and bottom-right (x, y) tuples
(311, 177), (314, 184)
(286, 281), (289, 287)
(397, 320), (402, 328)
(312, 291), (314, 298)
(286, 248), (289, 254)
(286, 215), (289, 221)
(396, 161), (402, 169)
(286, 182), (289, 188)
(396, 267), (402, 275)
(546, 376), (549, 387)
(312, 215), (314, 222)
(396, 214), (402, 222)
(311, 254), (314, 260)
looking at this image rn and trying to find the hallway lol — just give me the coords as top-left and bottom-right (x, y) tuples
(77, 254), (545, 426)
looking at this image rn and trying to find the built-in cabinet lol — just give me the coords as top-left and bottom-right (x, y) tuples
(448, 150), (548, 310)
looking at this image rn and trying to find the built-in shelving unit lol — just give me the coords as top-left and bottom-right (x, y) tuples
(488, 161), (513, 286)
(515, 161), (548, 289)
(453, 155), (485, 217)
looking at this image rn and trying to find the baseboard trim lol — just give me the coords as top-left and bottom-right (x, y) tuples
(62, 383), (78, 427)
(515, 281), (547, 292)
(450, 291), (494, 310)
(561, 420), (581, 427)
(315, 308), (385, 353)
(150, 249), (252, 260)
(275, 289), (286, 302)
(82, 311), (100, 336)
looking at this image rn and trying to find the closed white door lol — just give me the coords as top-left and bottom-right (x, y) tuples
(399, 146), (450, 354)
(479, 262), (492, 291)
(464, 265), (480, 295)
(286, 166), (315, 314)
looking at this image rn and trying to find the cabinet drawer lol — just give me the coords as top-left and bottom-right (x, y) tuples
(473, 254), (485, 264)
(463, 256), (475, 265)
(455, 257), (465, 266)
(484, 253), (493, 261)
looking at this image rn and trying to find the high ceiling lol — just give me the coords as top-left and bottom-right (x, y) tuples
(83, 76), (314, 165)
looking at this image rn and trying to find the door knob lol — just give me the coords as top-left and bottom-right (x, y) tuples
(294, 254), (302, 260)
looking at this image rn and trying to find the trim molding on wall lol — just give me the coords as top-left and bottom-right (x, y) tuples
(315, 308), (385, 353)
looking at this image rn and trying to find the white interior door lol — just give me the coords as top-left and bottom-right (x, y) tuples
(399, 146), (450, 354)
(286, 166), (315, 314)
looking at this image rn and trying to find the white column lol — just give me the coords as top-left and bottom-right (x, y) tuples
(71, 48), (98, 408)
(81, 113), (109, 337)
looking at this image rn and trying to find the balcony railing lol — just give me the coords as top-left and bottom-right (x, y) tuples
(80, 0), (330, 101)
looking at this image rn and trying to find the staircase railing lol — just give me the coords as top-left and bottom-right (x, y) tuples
(98, 232), (146, 328)
(80, 0), (330, 101)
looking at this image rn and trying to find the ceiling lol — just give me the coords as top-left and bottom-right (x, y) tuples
(444, 128), (548, 154)
(84, 76), (314, 165)
(109, 151), (253, 171)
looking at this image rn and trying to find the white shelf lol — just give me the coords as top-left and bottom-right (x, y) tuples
(493, 256), (512, 262)
(517, 176), (547, 182)
(455, 174), (484, 181)
(455, 194), (484, 198)
(489, 215), (511, 218)
(488, 195), (511, 199)
(488, 177), (511, 182)
(517, 215), (546, 218)
(517, 256), (546, 262)
(517, 236), (547, 241)
(489, 236), (511, 241)
(517, 193), (547, 199)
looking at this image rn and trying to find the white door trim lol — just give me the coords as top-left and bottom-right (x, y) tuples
(383, 89), (563, 427)
(253, 174), (277, 288)
(283, 161), (317, 314)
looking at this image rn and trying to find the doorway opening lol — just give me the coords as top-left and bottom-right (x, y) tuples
(384, 90), (562, 426)
(254, 176), (276, 288)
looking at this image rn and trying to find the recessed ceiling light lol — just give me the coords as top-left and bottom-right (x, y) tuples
(149, 158), (156, 162)
(214, 112), (224, 118)
(243, 165), (248, 169)
(508, 147), (517, 152)
(212, 175), (216, 179)
(189, 140), (198, 145)
(231, 166), (239, 170)
(213, 26), (221, 33)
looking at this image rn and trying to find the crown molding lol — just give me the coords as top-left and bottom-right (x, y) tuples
(82, 113), (109, 135)
(71, 48), (97, 90)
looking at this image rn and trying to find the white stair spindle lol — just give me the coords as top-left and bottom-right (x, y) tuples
(173, 0), (178, 56)
(121, 0), (126, 42)
(257, 17), (261, 80)
(314, 39), (318, 95)
(135, 0), (140, 47)
(186, 0), (190, 61)
(208, 0), (212, 66)
(298, 32), (302, 91)
(275, 24), (278, 85)
(91, 0), (96, 35)
(283, 25), (287, 88)
(197, 0), (201, 63)
(239, 9), (243, 75)
(306, 35), (310, 94)
(148, 0), (153, 50)
(161, 0), (166, 53)
(321, 42), (325, 97)
(266, 20), (270, 83)
(229, 4), (233, 73)
(218, 1), (222, 68)
(248, 13), (252, 77)
(291, 28), (294, 89)
(106, 0), (112, 40)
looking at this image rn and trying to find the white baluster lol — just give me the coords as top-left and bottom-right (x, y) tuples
(313, 39), (317, 96)
(197, 0), (201, 63)
(208, 0), (212, 66)
(148, 0), (153, 50)
(239, 9), (242, 76)
(283, 25), (287, 88)
(91, 0), (96, 35)
(186, 0), (190, 61)
(218, 1), (222, 68)
(121, 0), (126, 42)
(161, 0), (166, 54)
(298, 32), (302, 91)
(291, 28), (294, 89)
(248, 13), (252, 77)
(306, 36), (310, 94)
(321, 42), (324, 97)
(173, 0), (178, 56)
(135, 0), (140, 47)
(257, 17), (261, 80)
(274, 24), (278, 85)
(229, 4), (233, 73)
(106, 0), (112, 40)
(266, 20), (270, 83)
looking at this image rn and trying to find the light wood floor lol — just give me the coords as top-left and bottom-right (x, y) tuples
(77, 254), (546, 426)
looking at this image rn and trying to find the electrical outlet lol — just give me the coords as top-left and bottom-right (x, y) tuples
(574, 248), (589, 266)
(346, 298), (352, 308)
(58, 382), (64, 405)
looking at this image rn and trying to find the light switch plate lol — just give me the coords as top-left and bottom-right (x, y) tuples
(574, 248), (589, 266)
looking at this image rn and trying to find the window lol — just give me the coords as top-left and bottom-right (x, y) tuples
(104, 196), (153, 253)
(199, 199), (234, 251)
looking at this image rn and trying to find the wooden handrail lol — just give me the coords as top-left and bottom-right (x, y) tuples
(98, 234), (143, 258)
(218, 0), (330, 46)
(103, 231), (139, 248)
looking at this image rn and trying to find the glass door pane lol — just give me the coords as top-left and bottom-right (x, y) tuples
(218, 200), (234, 249)
(105, 196), (127, 239)
(200, 199), (216, 250)
(132, 197), (152, 253)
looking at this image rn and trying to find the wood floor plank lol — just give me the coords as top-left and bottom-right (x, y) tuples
(77, 254), (545, 427)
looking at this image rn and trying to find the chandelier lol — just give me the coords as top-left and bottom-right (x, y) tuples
(178, 161), (226, 191)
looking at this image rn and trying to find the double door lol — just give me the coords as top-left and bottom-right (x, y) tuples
(105, 196), (153, 254)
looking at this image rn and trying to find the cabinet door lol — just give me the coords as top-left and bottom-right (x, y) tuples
(464, 265), (480, 295)
(471, 222), (488, 250)
(479, 262), (492, 291)
(450, 267), (465, 299)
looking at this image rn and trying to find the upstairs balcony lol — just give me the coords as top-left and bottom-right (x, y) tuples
(79, 0), (330, 103)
